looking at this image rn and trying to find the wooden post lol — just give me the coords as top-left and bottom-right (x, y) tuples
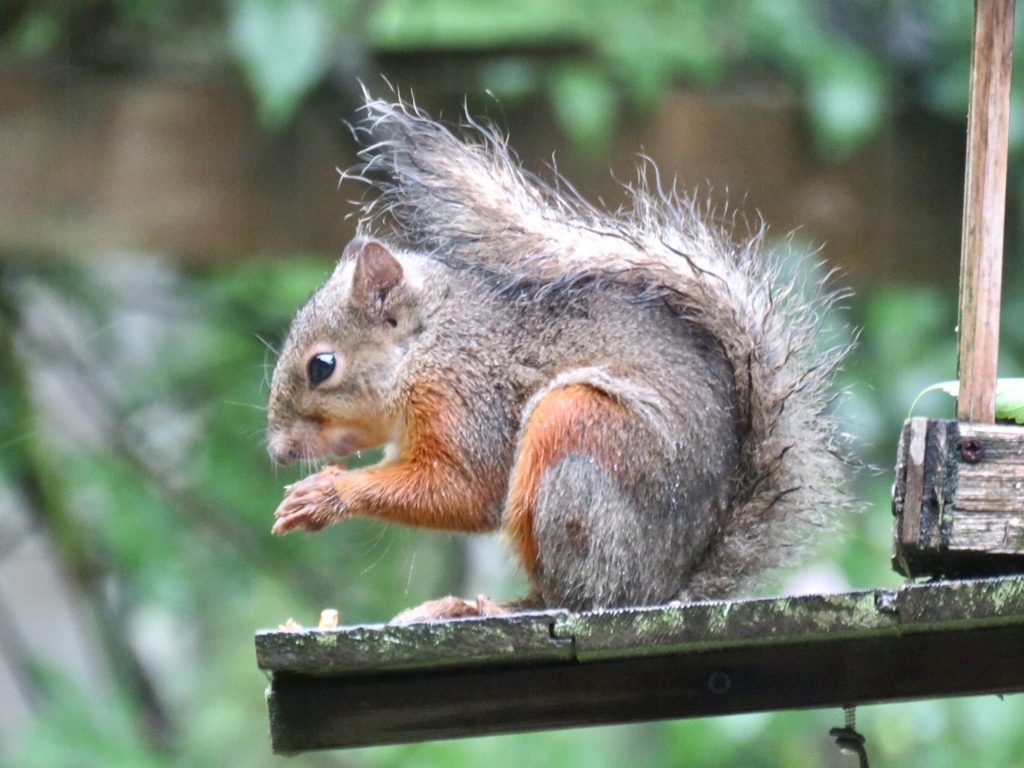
(957, 0), (1015, 423)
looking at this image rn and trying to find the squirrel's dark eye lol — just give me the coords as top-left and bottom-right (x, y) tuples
(307, 352), (336, 388)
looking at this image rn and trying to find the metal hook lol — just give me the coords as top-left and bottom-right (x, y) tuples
(829, 706), (869, 768)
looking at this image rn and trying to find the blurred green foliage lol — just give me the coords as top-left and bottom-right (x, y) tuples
(2, 1), (1024, 767)
(0, 0), (1004, 157)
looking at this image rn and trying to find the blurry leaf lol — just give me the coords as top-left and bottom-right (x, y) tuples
(6, 9), (62, 56)
(13, 665), (171, 768)
(228, 0), (337, 130)
(368, 723), (670, 768)
(1010, 87), (1024, 155)
(204, 257), (332, 326)
(863, 287), (955, 363)
(998, 383), (1024, 423)
(907, 379), (959, 418)
(908, 378), (1024, 423)
(547, 63), (618, 157)
(369, 0), (582, 49)
(922, 59), (972, 116)
(600, 0), (723, 105)
(743, 0), (822, 60)
(805, 49), (889, 160)
(478, 58), (543, 104)
(63, 452), (198, 607)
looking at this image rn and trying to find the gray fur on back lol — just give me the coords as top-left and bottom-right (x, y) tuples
(349, 95), (854, 598)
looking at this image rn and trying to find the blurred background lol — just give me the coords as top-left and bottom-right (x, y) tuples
(1, 1), (1024, 766)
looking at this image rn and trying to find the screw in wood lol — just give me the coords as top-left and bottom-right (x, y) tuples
(706, 670), (731, 695)
(960, 437), (986, 463)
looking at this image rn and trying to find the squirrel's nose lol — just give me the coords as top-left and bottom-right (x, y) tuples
(267, 432), (300, 466)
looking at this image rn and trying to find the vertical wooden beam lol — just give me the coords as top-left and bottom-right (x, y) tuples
(958, 0), (1015, 423)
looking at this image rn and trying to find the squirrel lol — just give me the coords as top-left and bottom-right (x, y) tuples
(266, 96), (853, 622)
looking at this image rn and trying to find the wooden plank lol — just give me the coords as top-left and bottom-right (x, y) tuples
(950, 513), (1024, 548)
(560, 576), (1024, 658)
(258, 576), (1024, 752)
(957, 0), (1016, 422)
(893, 419), (1024, 576)
(898, 417), (928, 553)
(557, 591), (894, 660)
(255, 611), (572, 675)
(924, 420), (951, 550)
(949, 423), (1024, 554)
(893, 418), (951, 575)
(267, 625), (1024, 752)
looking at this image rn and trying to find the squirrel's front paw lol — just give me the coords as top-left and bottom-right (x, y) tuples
(272, 466), (348, 534)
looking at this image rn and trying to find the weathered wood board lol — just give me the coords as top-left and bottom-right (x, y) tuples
(256, 612), (574, 675)
(256, 575), (1024, 753)
(893, 418), (1024, 578)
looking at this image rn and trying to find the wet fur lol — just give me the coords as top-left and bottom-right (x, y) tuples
(351, 97), (854, 599)
(268, 95), (854, 610)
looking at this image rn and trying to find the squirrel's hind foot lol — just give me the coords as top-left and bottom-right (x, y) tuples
(389, 594), (504, 625)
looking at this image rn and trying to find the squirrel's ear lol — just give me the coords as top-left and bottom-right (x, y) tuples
(351, 240), (404, 309)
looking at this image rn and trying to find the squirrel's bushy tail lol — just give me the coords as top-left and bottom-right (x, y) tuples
(354, 96), (854, 598)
